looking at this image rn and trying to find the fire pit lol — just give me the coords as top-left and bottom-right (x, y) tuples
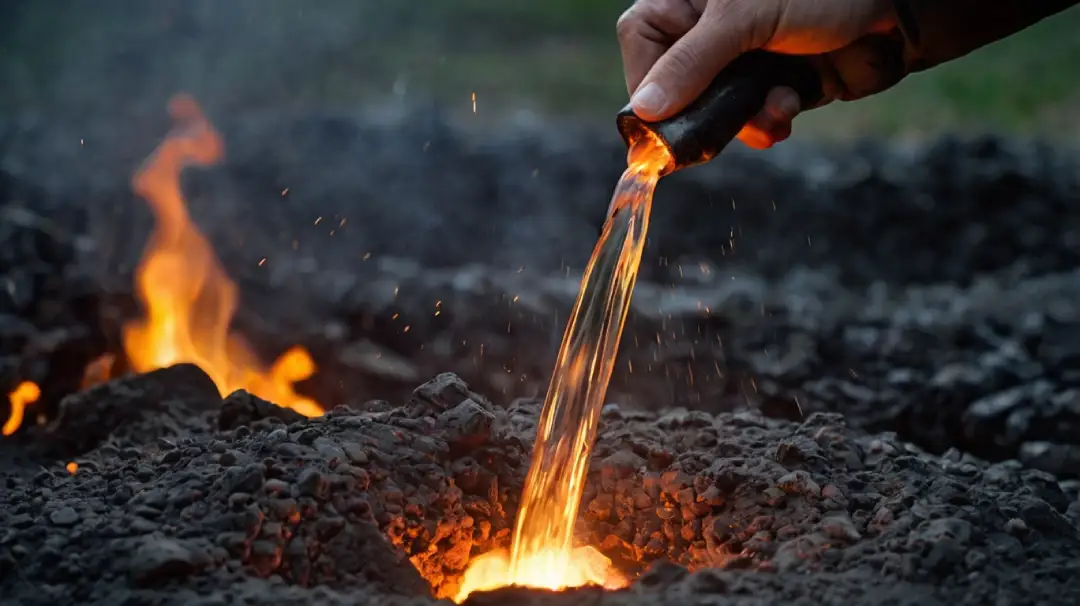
(2, 97), (1080, 605)
(4, 368), (1080, 605)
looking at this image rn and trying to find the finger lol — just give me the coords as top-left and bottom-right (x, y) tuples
(617, 0), (702, 96)
(736, 87), (799, 149)
(816, 35), (907, 103)
(749, 86), (800, 133)
(630, 11), (745, 121)
(736, 125), (772, 150)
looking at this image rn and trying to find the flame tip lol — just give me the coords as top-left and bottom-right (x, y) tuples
(122, 96), (322, 421)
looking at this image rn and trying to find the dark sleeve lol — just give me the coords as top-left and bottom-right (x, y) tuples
(894, 0), (1079, 71)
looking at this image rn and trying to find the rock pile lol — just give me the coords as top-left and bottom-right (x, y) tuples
(2, 371), (1078, 605)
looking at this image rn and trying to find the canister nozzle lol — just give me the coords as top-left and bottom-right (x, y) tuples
(617, 51), (823, 175)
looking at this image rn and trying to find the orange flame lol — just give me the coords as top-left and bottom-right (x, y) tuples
(122, 95), (321, 417)
(455, 545), (624, 601)
(3, 381), (41, 436)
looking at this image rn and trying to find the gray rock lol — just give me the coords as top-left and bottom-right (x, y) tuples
(437, 399), (496, 450)
(129, 537), (207, 585)
(48, 507), (78, 527)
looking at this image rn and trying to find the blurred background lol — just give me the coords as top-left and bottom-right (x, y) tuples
(3, 0), (1079, 140)
(2, 0), (1080, 469)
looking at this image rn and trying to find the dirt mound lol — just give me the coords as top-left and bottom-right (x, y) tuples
(2, 372), (1078, 605)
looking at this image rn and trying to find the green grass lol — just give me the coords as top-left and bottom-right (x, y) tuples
(363, 1), (1080, 138)
(797, 5), (1080, 138)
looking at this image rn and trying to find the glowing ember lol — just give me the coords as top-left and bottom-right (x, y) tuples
(456, 545), (624, 599)
(454, 135), (670, 602)
(66, 462), (78, 475)
(122, 95), (322, 417)
(80, 353), (116, 390)
(2, 381), (41, 436)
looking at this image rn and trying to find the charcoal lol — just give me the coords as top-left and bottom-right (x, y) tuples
(219, 390), (306, 431)
(4, 117), (1080, 462)
(2, 107), (1080, 605)
(0, 373), (1077, 605)
(41, 363), (221, 455)
(128, 536), (212, 585)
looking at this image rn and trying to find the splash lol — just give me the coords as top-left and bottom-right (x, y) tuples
(122, 95), (322, 417)
(454, 134), (671, 602)
(2, 381), (41, 436)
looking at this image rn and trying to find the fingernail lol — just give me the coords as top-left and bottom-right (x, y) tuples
(630, 82), (669, 118)
(778, 95), (800, 118)
(774, 88), (801, 119)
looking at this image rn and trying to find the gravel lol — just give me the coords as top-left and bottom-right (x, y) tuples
(1, 109), (1079, 604)
(1, 370), (1078, 605)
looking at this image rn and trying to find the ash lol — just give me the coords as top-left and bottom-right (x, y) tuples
(2, 110), (1080, 605)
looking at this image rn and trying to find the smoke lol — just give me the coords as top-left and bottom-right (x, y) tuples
(0, 1), (640, 276)
(4, 2), (385, 116)
(4, 1), (1077, 303)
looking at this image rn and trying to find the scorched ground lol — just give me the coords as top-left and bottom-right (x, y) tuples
(1, 105), (1080, 604)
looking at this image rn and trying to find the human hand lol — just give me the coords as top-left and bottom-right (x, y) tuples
(617, 0), (903, 149)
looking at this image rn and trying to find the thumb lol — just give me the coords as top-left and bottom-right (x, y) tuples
(630, 14), (746, 122)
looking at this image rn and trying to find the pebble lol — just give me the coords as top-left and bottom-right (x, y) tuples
(342, 443), (369, 464)
(296, 469), (328, 500)
(129, 537), (204, 585)
(49, 507), (79, 527)
(231, 465), (265, 494)
(818, 514), (861, 542)
(777, 470), (821, 497)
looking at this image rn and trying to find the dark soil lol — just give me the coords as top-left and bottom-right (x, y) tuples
(2, 370), (1078, 605)
(1, 107), (1080, 604)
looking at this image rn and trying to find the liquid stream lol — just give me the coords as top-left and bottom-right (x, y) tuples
(455, 136), (670, 602)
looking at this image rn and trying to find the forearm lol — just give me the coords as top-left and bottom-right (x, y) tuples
(894, 0), (1079, 71)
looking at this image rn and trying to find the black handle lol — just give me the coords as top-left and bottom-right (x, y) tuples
(617, 51), (822, 175)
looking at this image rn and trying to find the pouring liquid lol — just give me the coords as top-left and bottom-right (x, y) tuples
(454, 134), (671, 602)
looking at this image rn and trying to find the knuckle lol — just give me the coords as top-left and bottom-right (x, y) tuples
(664, 43), (703, 76)
(615, 4), (646, 42)
(618, 0), (686, 41)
